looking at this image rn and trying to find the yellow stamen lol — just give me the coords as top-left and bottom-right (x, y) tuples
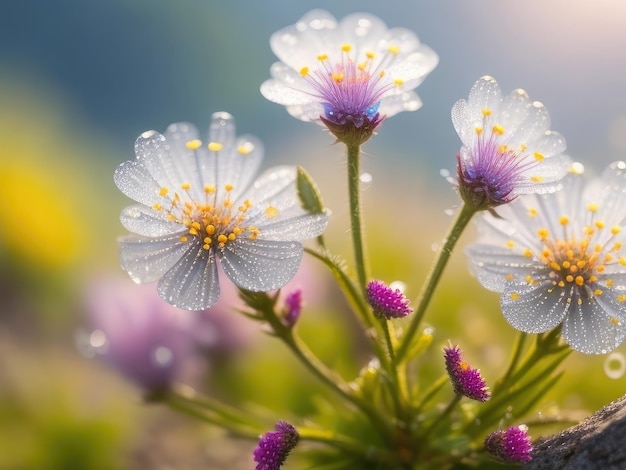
(185, 139), (202, 150)
(208, 142), (223, 152)
(265, 206), (279, 219)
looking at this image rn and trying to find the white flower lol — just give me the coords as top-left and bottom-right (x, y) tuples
(260, 10), (438, 128)
(453, 76), (571, 209)
(114, 112), (329, 311)
(466, 162), (626, 354)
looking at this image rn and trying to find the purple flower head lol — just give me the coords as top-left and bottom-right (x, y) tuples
(366, 280), (413, 319)
(282, 289), (302, 327)
(443, 345), (490, 402)
(82, 274), (254, 394)
(485, 425), (533, 463)
(452, 76), (570, 210)
(261, 10), (438, 145)
(253, 421), (300, 470)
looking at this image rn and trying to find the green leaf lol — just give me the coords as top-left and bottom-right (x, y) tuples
(297, 166), (325, 214)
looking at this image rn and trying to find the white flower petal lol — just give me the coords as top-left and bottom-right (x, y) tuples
(466, 244), (540, 292)
(451, 100), (473, 147)
(467, 76), (502, 117)
(259, 212), (329, 241)
(269, 10), (338, 70)
(336, 12), (389, 55)
(380, 90), (423, 117)
(387, 48), (439, 88)
(497, 89), (531, 132)
(220, 239), (303, 292)
(113, 159), (161, 207)
(208, 112), (237, 155)
(118, 234), (189, 284)
(157, 243), (220, 310)
(260, 63), (313, 106)
(134, 129), (180, 190)
(163, 121), (207, 197)
(286, 102), (324, 122)
(120, 204), (182, 237)
(562, 297), (625, 354)
(510, 101), (551, 143)
(243, 166), (297, 207)
(501, 281), (570, 333)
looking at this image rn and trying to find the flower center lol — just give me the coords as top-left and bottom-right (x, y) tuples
(150, 140), (280, 251)
(470, 108), (547, 183)
(510, 205), (626, 305)
(299, 43), (403, 126)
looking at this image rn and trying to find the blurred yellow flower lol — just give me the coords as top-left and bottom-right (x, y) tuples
(0, 160), (85, 269)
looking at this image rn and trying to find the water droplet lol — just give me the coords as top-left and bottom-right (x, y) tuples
(367, 357), (381, 369)
(154, 346), (173, 367)
(75, 328), (109, 358)
(431, 242), (440, 252)
(444, 208), (455, 216)
(90, 329), (107, 348)
(389, 280), (407, 293)
(359, 172), (373, 190)
(440, 168), (450, 178)
(570, 162), (585, 174)
(604, 352), (626, 379)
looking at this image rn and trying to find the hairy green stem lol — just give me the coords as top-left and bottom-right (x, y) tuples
(396, 204), (476, 363)
(346, 142), (368, 292)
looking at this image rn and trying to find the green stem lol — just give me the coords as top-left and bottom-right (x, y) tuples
(164, 393), (260, 439)
(304, 247), (373, 329)
(251, 292), (392, 441)
(396, 204), (477, 363)
(421, 394), (462, 439)
(493, 332), (527, 394)
(346, 142), (368, 292)
(299, 428), (396, 464)
(282, 330), (391, 438)
(168, 384), (261, 428)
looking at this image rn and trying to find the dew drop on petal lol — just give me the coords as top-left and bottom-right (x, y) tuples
(604, 352), (626, 379)
(153, 346), (174, 367)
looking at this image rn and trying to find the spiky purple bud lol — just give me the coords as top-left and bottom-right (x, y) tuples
(253, 421), (300, 470)
(485, 425), (533, 463)
(443, 345), (490, 402)
(366, 280), (413, 319)
(283, 289), (302, 328)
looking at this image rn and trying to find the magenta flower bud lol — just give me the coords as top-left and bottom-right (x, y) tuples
(283, 289), (302, 327)
(485, 425), (533, 463)
(253, 421), (300, 470)
(366, 280), (413, 319)
(443, 345), (490, 402)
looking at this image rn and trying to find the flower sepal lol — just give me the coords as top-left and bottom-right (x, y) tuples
(320, 113), (384, 146)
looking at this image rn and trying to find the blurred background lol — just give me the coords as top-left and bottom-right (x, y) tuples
(1, 0), (626, 468)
